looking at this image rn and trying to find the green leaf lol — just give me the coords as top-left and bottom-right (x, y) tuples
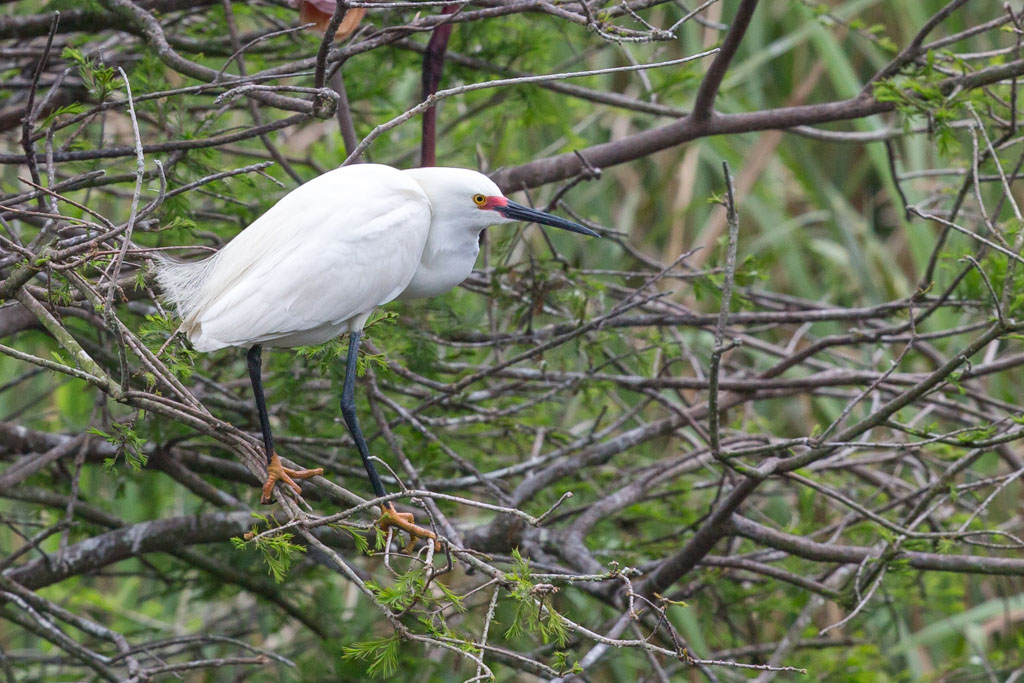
(341, 634), (402, 678)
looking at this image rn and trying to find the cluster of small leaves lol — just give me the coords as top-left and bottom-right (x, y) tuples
(61, 46), (119, 102)
(90, 417), (147, 471)
(366, 563), (465, 615)
(334, 523), (372, 555)
(873, 50), (991, 154)
(504, 549), (569, 647)
(367, 566), (430, 613)
(340, 565), (474, 678)
(230, 514), (307, 583)
(139, 313), (197, 381)
(341, 634), (402, 678)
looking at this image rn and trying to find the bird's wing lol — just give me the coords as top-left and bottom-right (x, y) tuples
(186, 165), (432, 350)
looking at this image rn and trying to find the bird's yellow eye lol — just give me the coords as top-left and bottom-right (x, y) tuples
(472, 194), (487, 206)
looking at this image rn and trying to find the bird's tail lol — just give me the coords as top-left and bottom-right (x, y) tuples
(150, 252), (217, 325)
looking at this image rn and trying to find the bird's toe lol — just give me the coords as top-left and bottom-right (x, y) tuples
(378, 503), (439, 552)
(261, 453), (322, 503)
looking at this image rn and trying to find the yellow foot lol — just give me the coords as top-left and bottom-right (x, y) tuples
(260, 453), (324, 504)
(378, 502), (439, 553)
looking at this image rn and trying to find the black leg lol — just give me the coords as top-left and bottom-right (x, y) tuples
(247, 344), (275, 466)
(340, 330), (387, 498)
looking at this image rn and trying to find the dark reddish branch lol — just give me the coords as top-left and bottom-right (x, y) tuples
(420, 4), (458, 167)
(313, 1), (353, 90)
(690, 0), (759, 122)
(495, 0), (762, 191)
(493, 95), (894, 191)
(492, 50), (1024, 192)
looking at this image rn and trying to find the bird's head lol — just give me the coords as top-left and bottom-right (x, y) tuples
(403, 167), (600, 238)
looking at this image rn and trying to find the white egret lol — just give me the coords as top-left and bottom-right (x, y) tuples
(155, 163), (598, 548)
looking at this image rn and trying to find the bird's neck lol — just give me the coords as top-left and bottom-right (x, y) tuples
(398, 225), (482, 300)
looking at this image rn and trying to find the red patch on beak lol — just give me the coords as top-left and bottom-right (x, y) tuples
(481, 196), (508, 210)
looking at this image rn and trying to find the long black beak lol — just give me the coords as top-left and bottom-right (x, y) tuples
(497, 200), (600, 237)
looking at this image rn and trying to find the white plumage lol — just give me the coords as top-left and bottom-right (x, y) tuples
(157, 165), (430, 351)
(157, 163), (596, 352)
(153, 162), (597, 523)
